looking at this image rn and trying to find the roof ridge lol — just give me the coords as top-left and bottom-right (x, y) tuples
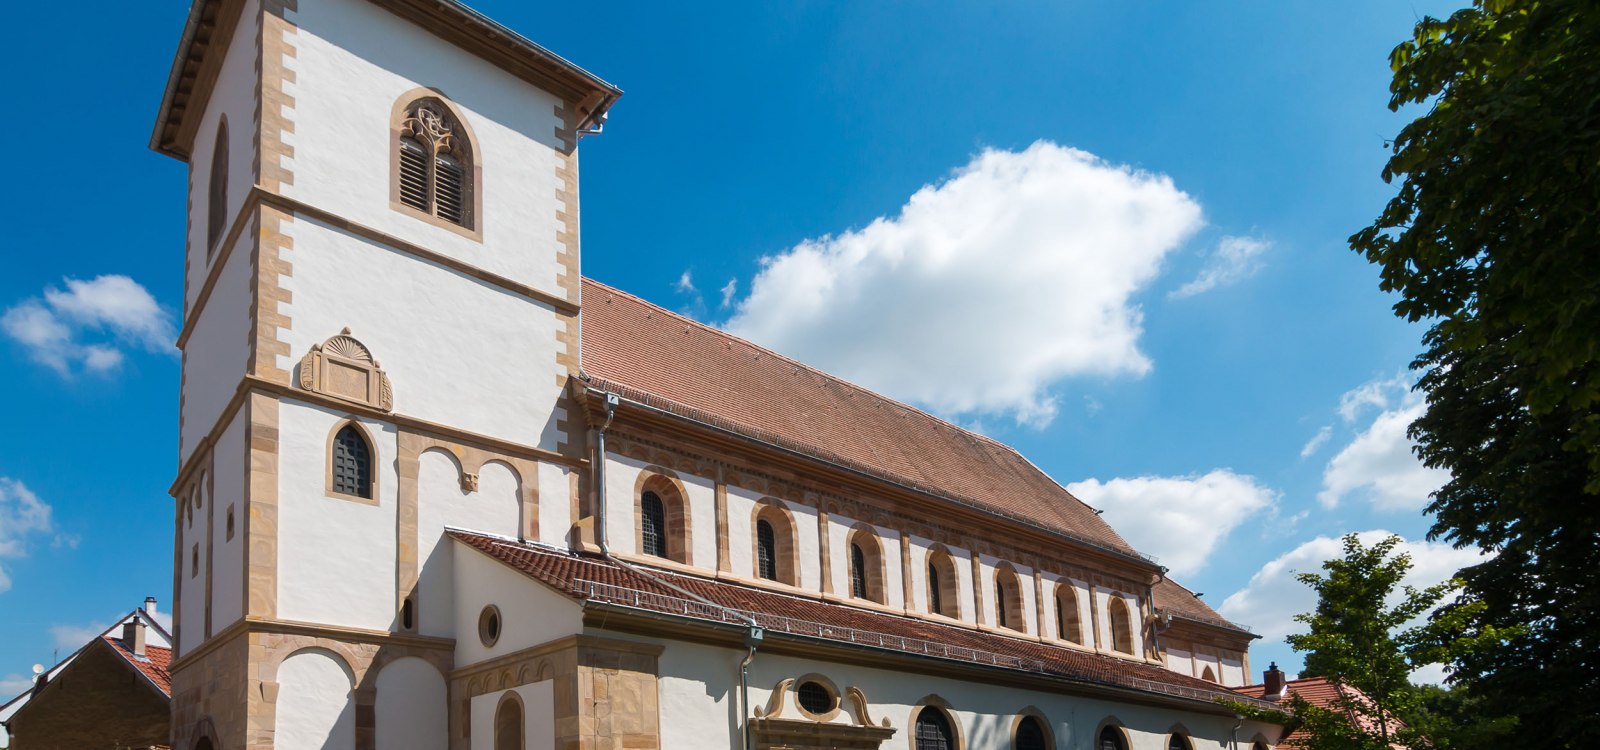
(580, 276), (1023, 453)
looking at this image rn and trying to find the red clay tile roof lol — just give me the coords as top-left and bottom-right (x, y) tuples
(1236, 676), (1404, 747)
(579, 278), (1144, 563)
(453, 530), (1276, 711)
(1154, 578), (1253, 635)
(102, 635), (173, 697)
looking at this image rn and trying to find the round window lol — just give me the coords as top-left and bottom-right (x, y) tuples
(478, 605), (501, 647)
(795, 680), (835, 717)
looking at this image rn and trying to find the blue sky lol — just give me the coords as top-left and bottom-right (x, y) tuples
(0, 0), (1478, 695)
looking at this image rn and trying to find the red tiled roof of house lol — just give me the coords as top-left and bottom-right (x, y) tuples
(452, 530), (1277, 711)
(102, 635), (174, 697)
(579, 278), (1143, 562)
(1236, 676), (1404, 747)
(1154, 578), (1253, 635)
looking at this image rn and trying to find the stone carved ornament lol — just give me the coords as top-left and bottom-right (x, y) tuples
(401, 101), (461, 157)
(754, 678), (891, 728)
(298, 328), (394, 411)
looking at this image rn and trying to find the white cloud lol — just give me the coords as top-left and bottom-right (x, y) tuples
(1319, 385), (1449, 511)
(1, 275), (174, 376)
(674, 270), (696, 294)
(49, 605), (172, 653)
(1066, 469), (1277, 577)
(725, 141), (1205, 427)
(0, 478), (54, 594)
(719, 278), (738, 309)
(1169, 235), (1270, 299)
(1300, 425), (1333, 458)
(1218, 530), (1484, 644)
(0, 672), (35, 698)
(1337, 374), (1408, 423)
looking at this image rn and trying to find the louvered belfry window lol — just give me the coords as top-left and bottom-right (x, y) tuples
(914, 708), (954, 750)
(756, 519), (777, 580)
(397, 99), (472, 228)
(641, 491), (667, 558)
(332, 424), (372, 498)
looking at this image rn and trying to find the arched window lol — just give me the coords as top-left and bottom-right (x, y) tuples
(1168, 733), (1194, 750)
(640, 490), (667, 558)
(927, 547), (960, 618)
(929, 564), (942, 614)
(1251, 743), (1269, 750)
(1015, 715), (1048, 750)
(494, 694), (523, 750)
(1108, 597), (1135, 654)
(851, 543), (868, 598)
(331, 424), (373, 499)
(756, 519), (777, 580)
(913, 706), (956, 750)
(395, 97), (475, 229)
(207, 117), (228, 255)
(1099, 726), (1127, 750)
(996, 566), (1025, 632)
(1056, 584), (1082, 644)
(1201, 666), (1217, 683)
(846, 528), (885, 603)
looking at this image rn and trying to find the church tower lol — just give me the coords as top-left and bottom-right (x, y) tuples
(151, 0), (617, 746)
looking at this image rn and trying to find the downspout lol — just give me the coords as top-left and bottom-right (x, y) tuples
(1231, 714), (1243, 750)
(588, 388), (763, 750)
(1148, 568), (1170, 661)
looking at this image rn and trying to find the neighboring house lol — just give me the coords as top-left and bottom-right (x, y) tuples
(149, 1), (1286, 749)
(0, 601), (173, 750)
(1235, 665), (1407, 748)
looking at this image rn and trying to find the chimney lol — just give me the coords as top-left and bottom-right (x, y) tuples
(122, 619), (147, 658)
(144, 596), (158, 616)
(1263, 662), (1286, 700)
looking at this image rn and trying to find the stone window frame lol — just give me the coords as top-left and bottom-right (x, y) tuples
(325, 419), (380, 505)
(847, 524), (887, 605)
(389, 88), (483, 241)
(907, 696), (964, 750)
(994, 563), (1026, 633)
(494, 689), (525, 750)
(1055, 582), (1083, 645)
(1094, 718), (1132, 750)
(1200, 665), (1217, 683)
(751, 499), (799, 586)
(1165, 725), (1196, 750)
(634, 470), (693, 565)
(1107, 596), (1136, 655)
(926, 545), (962, 619)
(1009, 707), (1055, 750)
(478, 604), (502, 648)
(206, 116), (228, 257)
(791, 672), (842, 722)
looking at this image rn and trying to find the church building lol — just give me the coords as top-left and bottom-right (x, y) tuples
(151, 1), (1282, 748)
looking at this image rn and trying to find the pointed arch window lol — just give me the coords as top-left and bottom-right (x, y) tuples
(1099, 727), (1128, 750)
(394, 97), (475, 231)
(207, 117), (228, 255)
(640, 490), (667, 558)
(1015, 716), (1049, 750)
(1108, 597), (1135, 654)
(331, 424), (373, 499)
(914, 706), (956, 750)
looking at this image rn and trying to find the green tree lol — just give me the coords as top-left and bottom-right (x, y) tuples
(1350, 1), (1600, 745)
(1286, 534), (1458, 750)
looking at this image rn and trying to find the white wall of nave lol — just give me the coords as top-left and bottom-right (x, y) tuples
(416, 450), (521, 639)
(602, 452), (717, 568)
(276, 217), (568, 450)
(452, 541), (584, 667)
(725, 485), (821, 589)
(278, 0), (570, 295)
(276, 401), (398, 630)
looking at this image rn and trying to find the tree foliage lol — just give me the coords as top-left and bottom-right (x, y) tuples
(1350, 1), (1600, 744)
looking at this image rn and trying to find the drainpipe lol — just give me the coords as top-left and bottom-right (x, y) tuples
(1148, 568), (1170, 661)
(588, 388), (763, 749)
(1231, 714), (1243, 750)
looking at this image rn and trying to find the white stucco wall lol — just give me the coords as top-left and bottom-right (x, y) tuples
(601, 453), (716, 569)
(276, 649), (356, 750)
(649, 637), (1278, 750)
(277, 217), (566, 449)
(180, 233), (253, 462)
(276, 401), (399, 630)
(452, 541), (583, 667)
(416, 450), (522, 638)
(536, 461), (574, 548)
(375, 657), (449, 750)
(209, 409), (247, 631)
(185, 0), (259, 314)
(280, 0), (569, 295)
(470, 681), (555, 750)
(827, 514), (904, 606)
(177, 473), (210, 655)
(725, 487), (820, 588)
(1095, 587), (1144, 656)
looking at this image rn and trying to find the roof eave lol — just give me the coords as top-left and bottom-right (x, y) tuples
(149, 0), (211, 159)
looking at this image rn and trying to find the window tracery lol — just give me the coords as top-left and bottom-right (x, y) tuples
(394, 96), (475, 230)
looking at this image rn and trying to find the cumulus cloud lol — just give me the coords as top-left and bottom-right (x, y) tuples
(1218, 531), (1484, 644)
(0, 478), (54, 593)
(1, 275), (174, 376)
(1066, 469), (1277, 577)
(1300, 425), (1333, 459)
(725, 141), (1205, 427)
(1169, 235), (1271, 299)
(1319, 377), (1449, 511)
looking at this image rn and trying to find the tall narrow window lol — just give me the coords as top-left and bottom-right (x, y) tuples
(640, 490), (667, 558)
(207, 118), (228, 255)
(756, 519), (777, 581)
(396, 98), (474, 229)
(494, 695), (523, 750)
(850, 543), (868, 599)
(1099, 727), (1127, 750)
(1056, 585), (1081, 644)
(996, 566), (1025, 632)
(996, 581), (1009, 628)
(928, 564), (942, 616)
(1109, 597), (1135, 654)
(927, 548), (960, 618)
(914, 707), (955, 750)
(331, 424), (373, 499)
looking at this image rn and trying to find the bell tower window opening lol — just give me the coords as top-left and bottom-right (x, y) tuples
(395, 97), (474, 230)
